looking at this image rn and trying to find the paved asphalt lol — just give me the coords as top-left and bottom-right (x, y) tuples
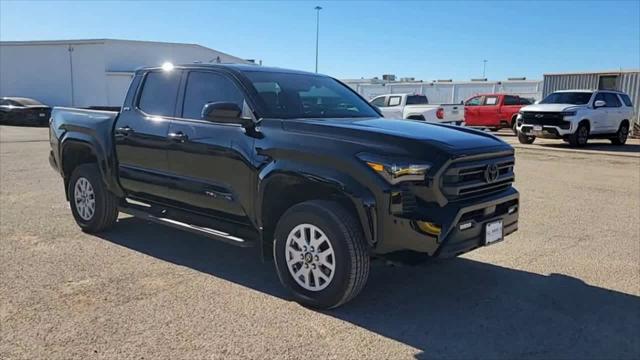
(1, 125), (639, 359)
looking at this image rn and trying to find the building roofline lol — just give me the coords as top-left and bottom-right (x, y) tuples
(543, 69), (640, 76)
(0, 39), (108, 46)
(0, 38), (251, 63)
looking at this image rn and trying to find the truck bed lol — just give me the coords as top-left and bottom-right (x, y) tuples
(49, 107), (119, 181)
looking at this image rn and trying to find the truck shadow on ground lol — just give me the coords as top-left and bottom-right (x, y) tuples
(98, 217), (640, 359)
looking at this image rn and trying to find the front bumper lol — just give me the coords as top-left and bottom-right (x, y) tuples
(375, 187), (519, 257)
(517, 117), (575, 138)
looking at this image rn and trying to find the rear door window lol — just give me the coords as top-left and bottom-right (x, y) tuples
(388, 96), (402, 106)
(619, 93), (633, 107)
(483, 96), (499, 106)
(602, 93), (622, 108)
(138, 71), (182, 117)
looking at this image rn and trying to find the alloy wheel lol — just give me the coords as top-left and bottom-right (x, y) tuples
(285, 223), (335, 292)
(74, 177), (96, 221)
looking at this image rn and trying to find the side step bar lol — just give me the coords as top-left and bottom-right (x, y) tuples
(119, 204), (254, 248)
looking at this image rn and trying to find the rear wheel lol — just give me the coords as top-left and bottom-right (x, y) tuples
(518, 131), (535, 144)
(273, 200), (369, 309)
(611, 122), (629, 145)
(68, 164), (119, 233)
(568, 122), (589, 147)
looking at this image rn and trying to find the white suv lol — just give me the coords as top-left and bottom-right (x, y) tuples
(515, 90), (635, 147)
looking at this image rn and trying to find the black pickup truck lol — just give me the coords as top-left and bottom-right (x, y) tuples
(49, 64), (519, 309)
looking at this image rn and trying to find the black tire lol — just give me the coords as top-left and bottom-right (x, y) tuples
(568, 122), (589, 147)
(273, 200), (369, 309)
(611, 122), (629, 145)
(68, 164), (119, 233)
(517, 131), (535, 144)
(511, 118), (518, 135)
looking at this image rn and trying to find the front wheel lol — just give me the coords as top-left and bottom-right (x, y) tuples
(518, 131), (536, 144)
(68, 164), (119, 233)
(273, 200), (370, 309)
(568, 123), (589, 147)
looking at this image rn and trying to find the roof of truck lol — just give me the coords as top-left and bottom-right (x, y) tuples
(139, 63), (324, 77)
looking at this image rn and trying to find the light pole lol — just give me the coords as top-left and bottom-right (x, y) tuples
(315, 6), (322, 73)
(482, 59), (487, 79)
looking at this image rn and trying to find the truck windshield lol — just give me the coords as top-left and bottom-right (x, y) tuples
(406, 95), (428, 105)
(540, 92), (593, 105)
(244, 71), (379, 119)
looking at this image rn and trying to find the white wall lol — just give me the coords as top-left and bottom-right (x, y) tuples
(68, 43), (108, 107)
(106, 73), (134, 106)
(0, 40), (252, 107)
(103, 40), (250, 72)
(0, 44), (74, 106)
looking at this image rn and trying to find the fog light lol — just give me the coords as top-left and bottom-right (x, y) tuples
(459, 222), (473, 231)
(508, 205), (518, 214)
(416, 221), (441, 236)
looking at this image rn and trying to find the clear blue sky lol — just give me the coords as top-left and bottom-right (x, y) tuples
(1, 0), (639, 80)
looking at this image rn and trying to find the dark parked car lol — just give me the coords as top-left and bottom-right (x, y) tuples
(49, 64), (519, 309)
(0, 97), (52, 126)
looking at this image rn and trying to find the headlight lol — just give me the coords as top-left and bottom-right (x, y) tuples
(357, 153), (431, 184)
(560, 111), (577, 117)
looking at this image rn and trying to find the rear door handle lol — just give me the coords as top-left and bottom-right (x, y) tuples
(168, 131), (188, 142)
(115, 126), (134, 136)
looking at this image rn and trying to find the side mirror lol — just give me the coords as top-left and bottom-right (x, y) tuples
(202, 102), (252, 126)
(594, 100), (606, 108)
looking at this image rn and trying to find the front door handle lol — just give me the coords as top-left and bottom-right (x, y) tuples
(115, 126), (134, 137)
(168, 131), (188, 142)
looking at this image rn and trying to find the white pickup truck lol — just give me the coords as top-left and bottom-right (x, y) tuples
(370, 94), (464, 124)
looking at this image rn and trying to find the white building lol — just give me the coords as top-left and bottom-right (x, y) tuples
(0, 39), (253, 107)
(343, 78), (543, 104)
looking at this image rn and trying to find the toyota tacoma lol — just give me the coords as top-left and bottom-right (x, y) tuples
(49, 64), (519, 309)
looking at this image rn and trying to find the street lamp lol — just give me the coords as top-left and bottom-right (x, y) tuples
(315, 6), (322, 73)
(482, 59), (488, 79)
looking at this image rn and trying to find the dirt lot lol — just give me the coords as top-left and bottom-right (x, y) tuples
(1, 125), (639, 359)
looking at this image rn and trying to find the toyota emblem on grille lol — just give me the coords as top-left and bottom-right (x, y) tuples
(484, 164), (499, 183)
(534, 114), (544, 118)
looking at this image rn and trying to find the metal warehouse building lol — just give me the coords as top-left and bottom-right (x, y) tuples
(0, 39), (252, 108)
(343, 78), (543, 104)
(543, 70), (640, 127)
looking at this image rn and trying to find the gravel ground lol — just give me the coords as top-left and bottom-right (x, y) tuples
(1, 125), (639, 359)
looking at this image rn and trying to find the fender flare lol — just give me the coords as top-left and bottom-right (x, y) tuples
(59, 132), (124, 198)
(256, 159), (378, 250)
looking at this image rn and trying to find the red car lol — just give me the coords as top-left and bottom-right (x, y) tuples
(464, 94), (533, 133)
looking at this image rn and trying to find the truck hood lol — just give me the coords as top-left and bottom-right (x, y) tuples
(520, 103), (586, 112)
(282, 117), (510, 153)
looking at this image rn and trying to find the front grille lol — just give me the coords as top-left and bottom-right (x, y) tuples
(441, 153), (515, 201)
(521, 111), (569, 127)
